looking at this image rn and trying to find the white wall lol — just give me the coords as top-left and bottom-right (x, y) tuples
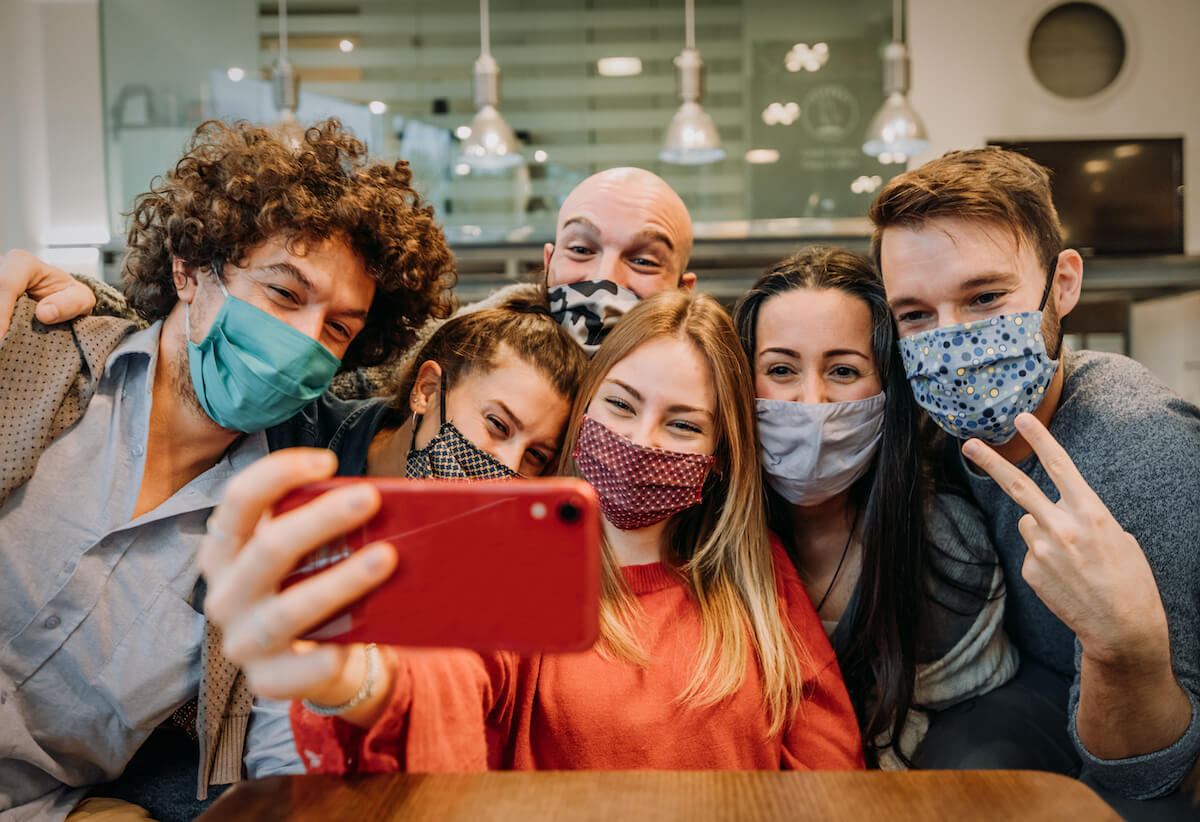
(1131, 290), (1200, 404)
(0, 1), (108, 268)
(908, 0), (1200, 254)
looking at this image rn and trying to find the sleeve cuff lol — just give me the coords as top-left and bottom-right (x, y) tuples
(1071, 687), (1200, 799)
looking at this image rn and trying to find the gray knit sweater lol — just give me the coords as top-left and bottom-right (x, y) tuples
(964, 349), (1200, 800)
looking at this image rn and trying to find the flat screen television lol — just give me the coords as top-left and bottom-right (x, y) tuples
(987, 138), (1184, 256)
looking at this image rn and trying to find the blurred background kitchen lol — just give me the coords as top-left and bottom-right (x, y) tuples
(1, 0), (1195, 403)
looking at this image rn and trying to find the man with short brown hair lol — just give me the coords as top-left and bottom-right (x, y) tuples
(870, 147), (1199, 815)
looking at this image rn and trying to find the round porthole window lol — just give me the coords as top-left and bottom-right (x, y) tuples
(1028, 2), (1126, 98)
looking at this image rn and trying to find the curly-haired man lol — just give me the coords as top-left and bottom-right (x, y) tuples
(0, 119), (454, 821)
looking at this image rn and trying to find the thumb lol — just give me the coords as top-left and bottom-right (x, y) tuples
(34, 281), (97, 325)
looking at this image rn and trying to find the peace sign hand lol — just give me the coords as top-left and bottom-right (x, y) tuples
(962, 412), (1170, 670)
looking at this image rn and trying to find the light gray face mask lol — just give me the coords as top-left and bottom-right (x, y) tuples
(756, 392), (886, 506)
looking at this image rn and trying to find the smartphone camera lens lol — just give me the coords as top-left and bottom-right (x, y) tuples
(557, 498), (582, 524)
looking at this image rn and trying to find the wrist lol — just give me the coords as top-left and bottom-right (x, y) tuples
(305, 644), (372, 709)
(1080, 627), (1172, 679)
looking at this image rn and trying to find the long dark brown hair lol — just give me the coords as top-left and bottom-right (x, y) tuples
(733, 246), (925, 765)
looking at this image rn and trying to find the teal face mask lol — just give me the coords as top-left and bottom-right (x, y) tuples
(186, 275), (341, 432)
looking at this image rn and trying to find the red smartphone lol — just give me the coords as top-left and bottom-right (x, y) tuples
(275, 477), (601, 654)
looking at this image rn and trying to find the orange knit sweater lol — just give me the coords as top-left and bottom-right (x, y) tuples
(291, 541), (865, 772)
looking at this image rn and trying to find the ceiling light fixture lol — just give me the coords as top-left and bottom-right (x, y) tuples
(461, 0), (523, 172)
(862, 0), (930, 163)
(745, 149), (780, 164)
(271, 0), (305, 148)
(660, 0), (725, 165)
(597, 57), (643, 77)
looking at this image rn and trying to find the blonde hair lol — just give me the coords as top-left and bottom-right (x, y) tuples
(560, 291), (808, 736)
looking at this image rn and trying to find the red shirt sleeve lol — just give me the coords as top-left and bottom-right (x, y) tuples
(770, 538), (867, 770)
(290, 647), (518, 774)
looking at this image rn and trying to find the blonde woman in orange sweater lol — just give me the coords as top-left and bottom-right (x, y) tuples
(200, 291), (865, 772)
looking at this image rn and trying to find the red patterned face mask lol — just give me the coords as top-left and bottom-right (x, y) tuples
(573, 415), (716, 531)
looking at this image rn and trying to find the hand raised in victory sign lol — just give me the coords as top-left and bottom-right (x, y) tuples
(960, 412), (1170, 670)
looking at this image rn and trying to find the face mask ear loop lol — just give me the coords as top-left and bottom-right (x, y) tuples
(439, 368), (448, 428)
(1037, 254), (1060, 312)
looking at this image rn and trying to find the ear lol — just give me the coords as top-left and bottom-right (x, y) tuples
(543, 243), (556, 282)
(680, 271), (697, 291)
(1051, 249), (1083, 318)
(409, 359), (443, 417)
(172, 257), (200, 303)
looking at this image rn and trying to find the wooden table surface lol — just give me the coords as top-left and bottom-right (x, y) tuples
(198, 770), (1123, 821)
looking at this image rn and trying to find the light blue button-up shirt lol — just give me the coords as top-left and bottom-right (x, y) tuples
(0, 322), (298, 822)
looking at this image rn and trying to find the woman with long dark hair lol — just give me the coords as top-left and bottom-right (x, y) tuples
(733, 246), (1016, 767)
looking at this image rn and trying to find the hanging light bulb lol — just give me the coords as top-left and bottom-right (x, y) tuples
(660, 0), (725, 165)
(271, 0), (305, 149)
(863, 0), (929, 162)
(461, 0), (522, 172)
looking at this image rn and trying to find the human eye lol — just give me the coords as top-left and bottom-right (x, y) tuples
(604, 396), (634, 415)
(829, 364), (861, 382)
(630, 256), (661, 268)
(486, 414), (511, 438)
(765, 362), (796, 378)
(325, 320), (352, 341)
(267, 285), (299, 305)
(525, 448), (551, 471)
(567, 244), (594, 256)
(971, 291), (1004, 309)
(669, 419), (703, 435)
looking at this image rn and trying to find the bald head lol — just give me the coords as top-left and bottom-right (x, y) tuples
(545, 167), (695, 296)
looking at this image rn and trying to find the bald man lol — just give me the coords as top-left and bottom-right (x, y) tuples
(536, 168), (695, 354)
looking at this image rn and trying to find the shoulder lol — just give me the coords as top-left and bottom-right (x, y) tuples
(1053, 349), (1200, 492)
(267, 393), (388, 456)
(1059, 349), (1200, 433)
(1, 296), (134, 373)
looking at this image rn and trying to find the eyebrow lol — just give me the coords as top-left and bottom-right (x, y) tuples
(759, 346), (870, 360)
(561, 217), (600, 235)
(561, 219), (675, 254)
(607, 378), (712, 417)
(494, 400), (523, 432)
(889, 271), (1021, 312)
(630, 229), (675, 253)
(260, 261), (370, 322)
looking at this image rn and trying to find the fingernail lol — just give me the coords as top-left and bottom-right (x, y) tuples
(41, 305), (60, 323)
(345, 485), (375, 511)
(363, 544), (392, 573)
(310, 450), (336, 471)
(962, 439), (981, 458)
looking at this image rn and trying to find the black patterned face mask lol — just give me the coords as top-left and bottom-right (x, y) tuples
(405, 373), (517, 480)
(547, 280), (641, 356)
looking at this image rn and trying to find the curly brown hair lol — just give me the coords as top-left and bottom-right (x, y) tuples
(122, 118), (457, 368)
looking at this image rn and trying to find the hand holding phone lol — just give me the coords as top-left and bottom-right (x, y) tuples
(276, 477), (602, 653)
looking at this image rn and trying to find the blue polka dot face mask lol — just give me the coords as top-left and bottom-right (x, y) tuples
(899, 311), (1058, 444)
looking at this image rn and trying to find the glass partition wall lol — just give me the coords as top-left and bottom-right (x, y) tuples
(100, 0), (899, 296)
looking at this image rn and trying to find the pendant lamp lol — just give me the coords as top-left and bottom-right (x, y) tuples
(271, 0), (305, 148)
(461, 0), (523, 171)
(660, 0), (725, 165)
(862, 0), (930, 164)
